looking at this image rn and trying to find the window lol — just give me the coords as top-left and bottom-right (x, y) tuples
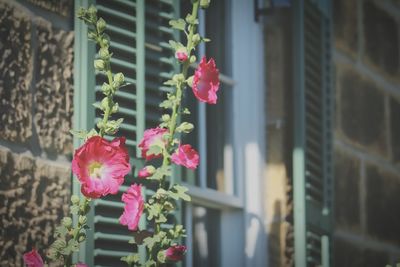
(74, 0), (266, 266)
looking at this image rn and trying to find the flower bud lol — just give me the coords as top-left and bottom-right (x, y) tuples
(200, 0), (210, 9)
(71, 195), (80, 205)
(78, 233), (86, 243)
(96, 18), (106, 33)
(138, 166), (156, 179)
(165, 245), (186, 262)
(62, 217), (73, 229)
(175, 48), (188, 62)
(186, 76), (194, 88)
(114, 72), (125, 86)
(87, 31), (97, 41)
(99, 48), (109, 59)
(101, 83), (112, 95)
(189, 55), (196, 64)
(192, 34), (201, 45)
(172, 73), (185, 83)
(78, 215), (87, 225)
(94, 59), (106, 71)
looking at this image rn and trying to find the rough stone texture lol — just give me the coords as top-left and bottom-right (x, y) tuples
(390, 97), (400, 163)
(334, 238), (389, 267)
(0, 1), (33, 142)
(334, 0), (358, 54)
(334, 148), (361, 230)
(366, 164), (400, 244)
(27, 0), (72, 17)
(338, 66), (387, 156)
(34, 19), (74, 155)
(363, 1), (399, 76)
(0, 146), (70, 266)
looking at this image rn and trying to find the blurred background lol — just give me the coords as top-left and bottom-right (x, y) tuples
(0, 0), (399, 266)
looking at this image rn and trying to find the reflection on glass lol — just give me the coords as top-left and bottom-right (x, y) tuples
(192, 205), (220, 267)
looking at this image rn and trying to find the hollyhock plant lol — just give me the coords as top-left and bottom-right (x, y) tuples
(138, 166), (155, 179)
(171, 144), (200, 170)
(138, 127), (168, 160)
(175, 49), (188, 62)
(23, 249), (44, 267)
(165, 245), (187, 262)
(120, 184), (144, 231)
(192, 56), (220, 104)
(72, 136), (131, 198)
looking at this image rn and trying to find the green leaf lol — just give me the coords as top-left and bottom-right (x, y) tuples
(86, 129), (98, 139)
(92, 102), (103, 110)
(69, 129), (87, 139)
(175, 122), (194, 133)
(182, 108), (191, 115)
(121, 253), (140, 265)
(169, 19), (186, 31)
(149, 166), (172, 181)
(54, 225), (68, 238)
(70, 205), (79, 215)
(169, 185), (191, 201)
(159, 99), (174, 109)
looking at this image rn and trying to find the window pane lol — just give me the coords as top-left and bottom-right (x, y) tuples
(192, 205), (221, 267)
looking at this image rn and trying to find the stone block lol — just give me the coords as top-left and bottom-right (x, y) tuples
(363, 1), (399, 76)
(333, 0), (358, 54)
(390, 97), (400, 163)
(0, 146), (70, 266)
(366, 164), (400, 244)
(334, 148), (361, 230)
(338, 66), (387, 156)
(0, 1), (33, 142)
(27, 0), (72, 17)
(34, 19), (74, 155)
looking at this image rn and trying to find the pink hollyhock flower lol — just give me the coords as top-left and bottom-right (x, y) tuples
(138, 166), (155, 179)
(138, 127), (168, 160)
(72, 136), (131, 199)
(171, 144), (199, 170)
(175, 50), (188, 62)
(165, 245), (187, 262)
(192, 56), (220, 104)
(23, 249), (44, 267)
(75, 263), (88, 267)
(120, 184), (144, 231)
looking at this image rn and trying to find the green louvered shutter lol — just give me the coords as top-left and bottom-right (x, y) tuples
(74, 0), (180, 266)
(74, 0), (145, 266)
(292, 0), (334, 266)
(144, 0), (179, 129)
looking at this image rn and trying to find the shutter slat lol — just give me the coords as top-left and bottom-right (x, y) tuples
(107, 24), (136, 39)
(98, 5), (136, 23)
(95, 232), (132, 242)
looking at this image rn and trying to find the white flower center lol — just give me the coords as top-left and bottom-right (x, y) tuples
(88, 161), (103, 179)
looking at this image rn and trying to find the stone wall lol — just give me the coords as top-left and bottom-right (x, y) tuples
(0, 0), (73, 265)
(265, 0), (400, 266)
(333, 0), (400, 266)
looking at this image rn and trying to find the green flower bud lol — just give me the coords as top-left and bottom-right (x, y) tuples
(94, 59), (106, 71)
(189, 55), (196, 64)
(62, 217), (73, 228)
(99, 47), (109, 59)
(100, 34), (110, 47)
(78, 215), (87, 225)
(186, 76), (194, 88)
(77, 7), (86, 19)
(78, 233), (86, 243)
(172, 73), (185, 83)
(71, 195), (80, 205)
(101, 83), (112, 95)
(96, 18), (106, 33)
(101, 97), (109, 110)
(87, 31), (97, 41)
(111, 103), (119, 114)
(200, 0), (210, 9)
(88, 5), (97, 16)
(113, 72), (125, 86)
(192, 33), (201, 45)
